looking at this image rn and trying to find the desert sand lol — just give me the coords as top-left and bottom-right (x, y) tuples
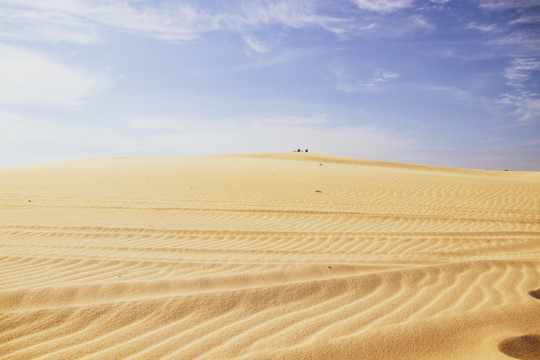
(1, 152), (539, 359)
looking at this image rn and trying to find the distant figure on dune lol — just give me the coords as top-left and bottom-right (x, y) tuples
(305, 149), (308, 152)
(297, 149), (301, 152)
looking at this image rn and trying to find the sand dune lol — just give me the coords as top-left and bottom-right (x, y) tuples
(1, 153), (539, 359)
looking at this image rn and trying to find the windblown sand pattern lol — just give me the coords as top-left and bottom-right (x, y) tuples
(1, 153), (539, 359)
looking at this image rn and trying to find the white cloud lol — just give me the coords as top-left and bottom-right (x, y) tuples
(437, 28), (539, 61)
(0, 0), (438, 49)
(233, 49), (310, 71)
(0, 0), (209, 43)
(504, 58), (540, 87)
(0, 4), (101, 44)
(407, 62), (540, 125)
(243, 36), (270, 55)
(493, 30), (540, 52)
(509, 12), (540, 25)
(498, 54), (540, 126)
(410, 15), (433, 29)
(498, 92), (540, 123)
(0, 0), (354, 45)
(350, 0), (416, 13)
(477, 0), (539, 10)
(466, 22), (500, 33)
(0, 43), (116, 106)
(409, 84), (501, 114)
(333, 67), (400, 92)
(234, 1), (353, 34)
(373, 69), (400, 82)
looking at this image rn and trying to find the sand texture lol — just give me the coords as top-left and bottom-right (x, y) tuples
(1, 153), (539, 359)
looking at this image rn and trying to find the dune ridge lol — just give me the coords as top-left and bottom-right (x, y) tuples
(1, 153), (539, 359)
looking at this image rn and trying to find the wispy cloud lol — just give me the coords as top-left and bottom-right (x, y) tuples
(476, 0), (539, 10)
(504, 58), (540, 87)
(370, 69), (399, 83)
(234, 1), (353, 33)
(350, 0), (416, 13)
(0, 3), (101, 44)
(0, 43), (116, 106)
(0, 0), (216, 43)
(405, 83), (499, 114)
(333, 66), (400, 92)
(466, 22), (501, 33)
(501, 57), (540, 124)
(232, 48), (315, 71)
(435, 24), (538, 62)
(491, 31), (540, 55)
(0, 0), (355, 45)
(0, 0), (435, 48)
(243, 36), (270, 55)
(509, 11), (540, 25)
(498, 91), (540, 123)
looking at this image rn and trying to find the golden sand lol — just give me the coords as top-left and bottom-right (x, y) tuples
(1, 153), (539, 359)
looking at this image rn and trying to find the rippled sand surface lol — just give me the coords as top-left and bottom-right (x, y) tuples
(1, 153), (539, 359)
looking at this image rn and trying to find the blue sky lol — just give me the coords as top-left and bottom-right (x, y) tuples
(0, 0), (539, 170)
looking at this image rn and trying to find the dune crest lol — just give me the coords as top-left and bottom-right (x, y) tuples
(1, 154), (539, 359)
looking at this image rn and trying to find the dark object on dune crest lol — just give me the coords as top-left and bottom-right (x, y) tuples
(529, 288), (540, 300)
(498, 334), (540, 360)
(305, 149), (308, 152)
(315, 190), (322, 193)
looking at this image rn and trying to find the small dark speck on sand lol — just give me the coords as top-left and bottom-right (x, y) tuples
(315, 190), (322, 193)
(28, 200), (32, 202)
(328, 266), (332, 269)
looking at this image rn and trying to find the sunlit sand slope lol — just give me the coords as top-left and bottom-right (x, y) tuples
(1, 153), (539, 359)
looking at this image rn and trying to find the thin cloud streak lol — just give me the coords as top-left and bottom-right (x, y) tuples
(332, 64), (400, 92)
(243, 36), (270, 55)
(350, 0), (416, 13)
(504, 58), (540, 87)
